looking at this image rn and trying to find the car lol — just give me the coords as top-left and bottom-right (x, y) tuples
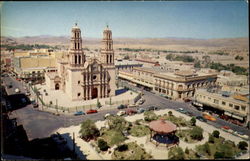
(236, 131), (244, 136)
(137, 108), (145, 113)
(146, 106), (158, 111)
(183, 98), (191, 102)
(196, 116), (207, 122)
(117, 104), (127, 109)
(117, 110), (126, 116)
(221, 126), (231, 130)
(196, 106), (204, 111)
(126, 108), (137, 115)
(138, 99), (145, 105)
(86, 109), (98, 114)
(104, 113), (111, 119)
(74, 111), (85, 116)
(186, 111), (194, 117)
(176, 108), (187, 114)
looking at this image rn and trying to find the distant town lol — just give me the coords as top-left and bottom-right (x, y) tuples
(1, 23), (249, 160)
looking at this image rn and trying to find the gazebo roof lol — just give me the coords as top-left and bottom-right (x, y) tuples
(149, 119), (177, 134)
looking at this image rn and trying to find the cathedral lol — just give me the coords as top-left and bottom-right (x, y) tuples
(45, 23), (116, 101)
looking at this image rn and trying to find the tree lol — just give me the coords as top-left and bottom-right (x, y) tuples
(185, 148), (189, 154)
(98, 139), (109, 151)
(168, 111), (173, 117)
(204, 142), (211, 156)
(194, 61), (201, 68)
(190, 117), (196, 126)
(79, 119), (100, 141)
(190, 126), (203, 141)
(107, 115), (129, 132)
(144, 111), (158, 122)
(214, 151), (224, 159)
(168, 147), (185, 160)
(97, 99), (101, 108)
(208, 135), (214, 143)
(212, 130), (220, 138)
(238, 141), (248, 150)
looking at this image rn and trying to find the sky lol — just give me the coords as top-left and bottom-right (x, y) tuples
(0, 1), (248, 39)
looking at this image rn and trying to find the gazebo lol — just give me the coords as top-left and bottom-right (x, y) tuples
(149, 119), (179, 147)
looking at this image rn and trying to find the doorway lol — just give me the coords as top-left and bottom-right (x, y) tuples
(92, 87), (98, 99)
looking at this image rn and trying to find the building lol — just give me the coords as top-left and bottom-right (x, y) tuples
(194, 87), (249, 127)
(11, 49), (66, 83)
(115, 59), (143, 72)
(45, 24), (116, 101)
(118, 67), (217, 100)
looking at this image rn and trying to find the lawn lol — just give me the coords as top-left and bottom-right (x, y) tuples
(100, 129), (127, 147)
(176, 129), (200, 143)
(196, 136), (243, 159)
(160, 114), (190, 127)
(112, 142), (152, 160)
(129, 125), (151, 137)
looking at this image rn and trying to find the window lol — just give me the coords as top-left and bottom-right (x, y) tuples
(78, 93), (81, 97)
(78, 81), (80, 84)
(213, 99), (219, 104)
(155, 87), (158, 91)
(208, 97), (211, 100)
(229, 103), (233, 107)
(241, 106), (246, 111)
(221, 101), (226, 105)
(203, 96), (206, 99)
(234, 105), (240, 110)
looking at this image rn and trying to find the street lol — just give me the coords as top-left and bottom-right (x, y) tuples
(1, 74), (250, 140)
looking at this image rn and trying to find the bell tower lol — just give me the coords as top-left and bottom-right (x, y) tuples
(69, 23), (85, 67)
(100, 25), (114, 66)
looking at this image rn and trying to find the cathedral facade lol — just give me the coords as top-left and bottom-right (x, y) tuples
(45, 23), (116, 101)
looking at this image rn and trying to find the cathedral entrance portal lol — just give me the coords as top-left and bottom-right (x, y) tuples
(55, 83), (60, 90)
(92, 87), (98, 99)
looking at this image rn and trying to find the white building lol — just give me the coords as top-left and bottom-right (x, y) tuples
(45, 24), (116, 101)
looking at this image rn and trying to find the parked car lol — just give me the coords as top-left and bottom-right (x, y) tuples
(137, 108), (145, 113)
(221, 126), (231, 130)
(74, 111), (85, 116)
(186, 111), (194, 117)
(138, 99), (145, 105)
(183, 98), (191, 102)
(104, 113), (111, 119)
(146, 106), (158, 111)
(176, 108), (187, 114)
(117, 104), (127, 109)
(117, 110), (126, 116)
(86, 109), (98, 114)
(126, 108), (137, 115)
(202, 112), (216, 121)
(196, 116), (207, 122)
(196, 106), (204, 111)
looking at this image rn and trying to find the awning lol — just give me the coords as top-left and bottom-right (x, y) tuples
(224, 111), (244, 121)
(231, 114), (244, 121)
(193, 101), (203, 107)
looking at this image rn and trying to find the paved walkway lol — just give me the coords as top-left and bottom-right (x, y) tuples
(35, 84), (139, 108)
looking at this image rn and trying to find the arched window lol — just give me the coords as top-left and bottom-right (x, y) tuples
(106, 55), (109, 64)
(79, 55), (81, 64)
(110, 55), (112, 63)
(75, 55), (77, 64)
(75, 43), (77, 49)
